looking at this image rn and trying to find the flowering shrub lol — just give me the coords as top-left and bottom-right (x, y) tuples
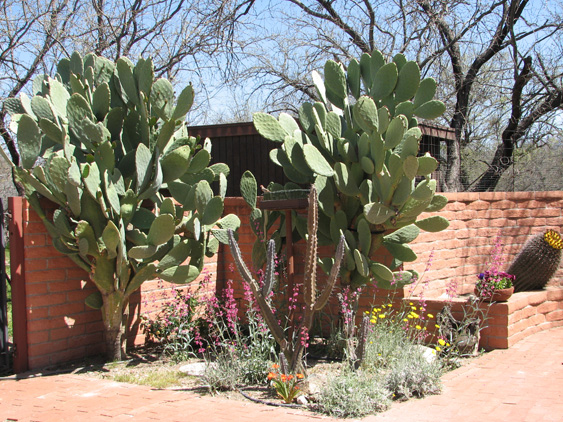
(475, 270), (515, 299)
(267, 364), (304, 403)
(140, 286), (201, 356)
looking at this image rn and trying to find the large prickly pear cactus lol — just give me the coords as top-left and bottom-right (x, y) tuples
(1, 52), (239, 361)
(508, 229), (563, 292)
(228, 186), (345, 373)
(252, 51), (449, 288)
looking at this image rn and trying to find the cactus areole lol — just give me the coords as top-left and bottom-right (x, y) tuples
(1, 52), (240, 361)
(252, 51), (450, 289)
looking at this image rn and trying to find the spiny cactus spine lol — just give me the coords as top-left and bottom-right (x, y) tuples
(253, 51), (449, 289)
(3, 52), (239, 361)
(228, 186), (345, 373)
(508, 229), (563, 292)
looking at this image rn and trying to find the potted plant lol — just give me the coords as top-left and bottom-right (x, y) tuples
(474, 270), (515, 302)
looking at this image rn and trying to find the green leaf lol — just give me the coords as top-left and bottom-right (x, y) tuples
(394, 61), (420, 102)
(147, 214), (175, 245)
(415, 216), (450, 232)
(371, 263), (393, 281)
(425, 194), (448, 212)
(85, 291), (103, 309)
(414, 100), (446, 120)
(125, 264), (157, 296)
(384, 224), (420, 243)
(347, 58), (361, 99)
(371, 62), (398, 100)
(159, 265), (200, 284)
(116, 57), (140, 106)
(102, 221), (121, 259)
(240, 170), (257, 208)
(135, 143), (153, 193)
(414, 78), (437, 108)
(364, 202), (393, 225)
(129, 244), (158, 259)
(202, 196), (224, 226)
(187, 149), (210, 174)
(303, 144), (334, 177)
(383, 241), (417, 262)
(160, 145), (191, 183)
(417, 154), (438, 176)
(17, 114), (42, 169)
(384, 115), (408, 149)
(172, 84), (194, 120)
(253, 112), (287, 142)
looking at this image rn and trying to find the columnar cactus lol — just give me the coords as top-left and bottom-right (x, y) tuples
(1, 52), (239, 360)
(228, 186), (345, 373)
(508, 229), (563, 292)
(252, 51), (449, 288)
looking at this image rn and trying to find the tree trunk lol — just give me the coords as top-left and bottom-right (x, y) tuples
(101, 290), (127, 361)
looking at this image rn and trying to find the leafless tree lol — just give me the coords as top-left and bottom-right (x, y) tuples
(227, 0), (563, 191)
(0, 0), (249, 165)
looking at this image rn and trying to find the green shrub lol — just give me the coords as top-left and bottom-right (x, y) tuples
(315, 369), (391, 418)
(384, 346), (443, 399)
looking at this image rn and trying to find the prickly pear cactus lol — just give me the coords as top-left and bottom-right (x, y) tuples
(508, 229), (563, 292)
(252, 51), (449, 288)
(2, 52), (239, 360)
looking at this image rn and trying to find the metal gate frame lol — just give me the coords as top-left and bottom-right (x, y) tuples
(0, 198), (11, 374)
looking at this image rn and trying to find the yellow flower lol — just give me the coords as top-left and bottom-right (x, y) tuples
(382, 304), (386, 308)
(415, 325), (422, 330)
(379, 314), (386, 319)
(409, 302), (413, 306)
(388, 304), (393, 308)
(438, 339), (446, 346)
(411, 306), (417, 311)
(410, 312), (419, 319)
(407, 315), (414, 319)
(403, 318), (408, 322)
(435, 324), (440, 329)
(435, 346), (442, 352)
(370, 318), (377, 324)
(427, 313), (434, 319)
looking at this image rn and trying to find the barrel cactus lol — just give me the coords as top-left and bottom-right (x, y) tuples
(508, 229), (563, 292)
(1, 52), (239, 360)
(252, 51), (449, 288)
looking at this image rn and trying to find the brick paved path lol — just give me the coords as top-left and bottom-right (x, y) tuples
(1, 326), (562, 422)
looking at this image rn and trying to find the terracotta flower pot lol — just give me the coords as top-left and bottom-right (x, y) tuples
(474, 286), (514, 302)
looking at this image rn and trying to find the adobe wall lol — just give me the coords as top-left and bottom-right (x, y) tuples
(407, 191), (563, 298)
(9, 191), (563, 372)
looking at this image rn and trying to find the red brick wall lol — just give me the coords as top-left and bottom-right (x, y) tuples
(9, 191), (563, 371)
(9, 198), (217, 372)
(408, 191), (563, 298)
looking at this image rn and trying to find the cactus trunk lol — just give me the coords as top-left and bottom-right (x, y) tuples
(101, 290), (127, 361)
